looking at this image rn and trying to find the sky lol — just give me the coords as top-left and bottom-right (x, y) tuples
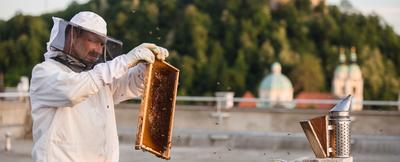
(0, 0), (399, 34)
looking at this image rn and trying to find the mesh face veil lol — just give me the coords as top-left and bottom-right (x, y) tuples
(48, 17), (123, 63)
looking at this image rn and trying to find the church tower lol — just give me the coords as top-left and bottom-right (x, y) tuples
(345, 47), (363, 111)
(332, 48), (348, 98)
(332, 47), (363, 111)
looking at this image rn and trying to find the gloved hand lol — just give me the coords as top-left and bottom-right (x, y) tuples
(151, 45), (169, 61)
(126, 43), (169, 67)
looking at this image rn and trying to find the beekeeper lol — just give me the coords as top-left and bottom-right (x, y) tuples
(30, 11), (169, 162)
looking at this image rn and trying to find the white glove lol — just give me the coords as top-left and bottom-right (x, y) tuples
(126, 43), (156, 66)
(126, 43), (169, 67)
(151, 45), (169, 61)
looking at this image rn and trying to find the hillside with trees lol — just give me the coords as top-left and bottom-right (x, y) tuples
(0, 0), (399, 101)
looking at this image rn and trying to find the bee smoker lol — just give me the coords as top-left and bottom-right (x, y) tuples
(328, 96), (351, 158)
(300, 95), (352, 160)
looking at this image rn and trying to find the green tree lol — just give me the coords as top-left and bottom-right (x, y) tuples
(290, 54), (326, 94)
(359, 46), (400, 100)
(0, 0), (399, 100)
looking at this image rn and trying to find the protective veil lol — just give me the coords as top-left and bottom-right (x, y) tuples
(30, 11), (147, 162)
(46, 14), (123, 63)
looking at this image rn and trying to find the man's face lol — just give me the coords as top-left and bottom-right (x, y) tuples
(72, 31), (105, 63)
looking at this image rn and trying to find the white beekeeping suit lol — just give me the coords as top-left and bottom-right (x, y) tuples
(30, 11), (168, 162)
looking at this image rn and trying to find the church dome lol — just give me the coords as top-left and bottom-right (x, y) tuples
(259, 62), (293, 90)
(258, 62), (294, 109)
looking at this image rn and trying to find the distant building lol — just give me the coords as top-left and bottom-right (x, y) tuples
(270, 0), (324, 10)
(295, 92), (335, 109)
(269, 0), (290, 10)
(258, 62), (294, 109)
(332, 48), (348, 98)
(339, 0), (360, 14)
(17, 76), (29, 102)
(238, 91), (257, 108)
(332, 47), (363, 111)
(17, 76), (29, 93)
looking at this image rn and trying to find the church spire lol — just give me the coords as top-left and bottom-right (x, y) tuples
(339, 47), (346, 64)
(350, 47), (357, 63)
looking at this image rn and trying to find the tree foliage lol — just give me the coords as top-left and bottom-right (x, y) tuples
(0, 0), (399, 100)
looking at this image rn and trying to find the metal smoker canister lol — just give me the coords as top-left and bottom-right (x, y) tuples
(329, 95), (352, 158)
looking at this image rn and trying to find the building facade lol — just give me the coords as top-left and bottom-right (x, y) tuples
(332, 47), (363, 111)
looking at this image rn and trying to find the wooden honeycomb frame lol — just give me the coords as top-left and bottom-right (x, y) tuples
(135, 60), (179, 160)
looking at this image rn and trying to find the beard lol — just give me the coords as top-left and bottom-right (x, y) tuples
(69, 50), (102, 70)
(87, 51), (102, 62)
